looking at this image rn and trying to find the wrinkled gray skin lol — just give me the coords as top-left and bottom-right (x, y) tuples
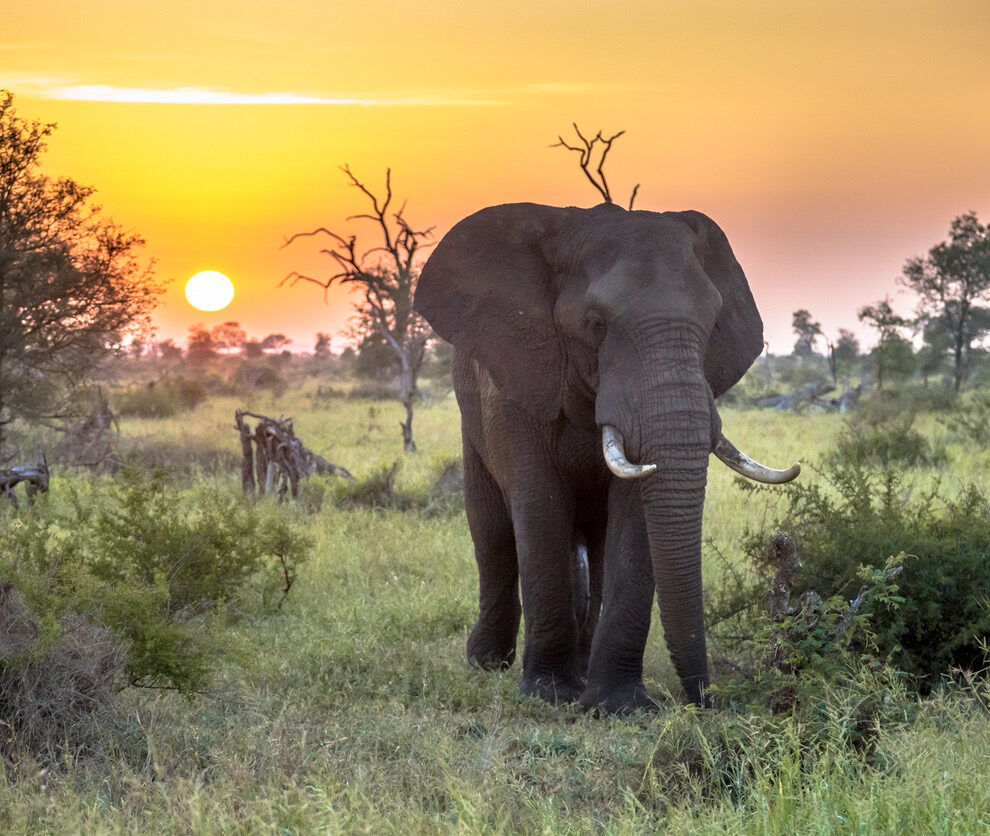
(414, 202), (765, 712)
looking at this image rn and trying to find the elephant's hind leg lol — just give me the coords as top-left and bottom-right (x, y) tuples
(463, 442), (520, 670)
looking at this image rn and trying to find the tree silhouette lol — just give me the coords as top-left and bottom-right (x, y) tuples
(282, 166), (433, 452)
(552, 123), (640, 209)
(0, 91), (161, 453)
(901, 211), (990, 391)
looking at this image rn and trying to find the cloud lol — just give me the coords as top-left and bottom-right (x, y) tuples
(4, 80), (504, 106)
(2, 78), (623, 107)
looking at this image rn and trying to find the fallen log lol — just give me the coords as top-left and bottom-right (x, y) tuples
(0, 456), (50, 506)
(234, 410), (353, 501)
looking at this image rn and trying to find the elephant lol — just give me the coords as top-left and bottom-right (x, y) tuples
(413, 202), (800, 712)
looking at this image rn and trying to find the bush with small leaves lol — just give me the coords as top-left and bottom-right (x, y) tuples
(0, 473), (310, 696)
(114, 376), (208, 418)
(830, 396), (945, 468)
(714, 464), (990, 691)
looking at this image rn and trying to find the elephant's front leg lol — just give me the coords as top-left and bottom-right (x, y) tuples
(512, 487), (583, 704)
(463, 442), (520, 670)
(579, 479), (658, 714)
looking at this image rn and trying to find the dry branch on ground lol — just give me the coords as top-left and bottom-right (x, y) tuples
(235, 410), (353, 501)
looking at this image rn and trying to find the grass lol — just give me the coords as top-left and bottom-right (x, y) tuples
(2, 382), (989, 833)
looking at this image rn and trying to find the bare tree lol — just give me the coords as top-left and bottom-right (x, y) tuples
(282, 166), (433, 451)
(551, 123), (640, 209)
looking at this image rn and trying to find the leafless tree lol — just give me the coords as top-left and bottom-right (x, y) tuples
(551, 123), (640, 209)
(282, 166), (434, 452)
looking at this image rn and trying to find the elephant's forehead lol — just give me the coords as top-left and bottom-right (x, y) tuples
(570, 212), (696, 269)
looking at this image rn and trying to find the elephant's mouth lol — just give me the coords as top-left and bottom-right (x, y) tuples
(600, 424), (800, 484)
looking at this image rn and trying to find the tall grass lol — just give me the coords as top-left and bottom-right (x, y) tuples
(1, 384), (988, 832)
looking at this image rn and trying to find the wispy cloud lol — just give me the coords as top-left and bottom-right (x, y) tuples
(5, 80), (505, 106)
(2, 78), (623, 107)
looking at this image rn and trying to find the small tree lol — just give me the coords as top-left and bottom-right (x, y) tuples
(0, 91), (161, 452)
(314, 332), (332, 357)
(186, 325), (218, 365)
(210, 320), (247, 354)
(552, 123), (640, 209)
(791, 309), (823, 357)
(858, 297), (914, 391)
(828, 328), (861, 388)
(901, 212), (990, 391)
(283, 166), (433, 452)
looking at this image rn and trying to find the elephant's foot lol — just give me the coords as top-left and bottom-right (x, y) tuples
(519, 674), (583, 705)
(579, 682), (660, 715)
(467, 627), (516, 670)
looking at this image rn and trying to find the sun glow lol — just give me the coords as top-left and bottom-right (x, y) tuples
(185, 271), (235, 311)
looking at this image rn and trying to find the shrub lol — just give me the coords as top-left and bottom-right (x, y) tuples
(829, 396), (945, 468)
(0, 473), (310, 695)
(945, 390), (990, 446)
(329, 459), (464, 515)
(225, 361), (287, 396)
(0, 584), (126, 765)
(114, 376), (207, 418)
(715, 465), (990, 691)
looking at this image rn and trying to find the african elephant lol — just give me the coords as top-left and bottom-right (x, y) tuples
(414, 202), (799, 712)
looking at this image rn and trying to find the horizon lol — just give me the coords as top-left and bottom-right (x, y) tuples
(4, 0), (990, 354)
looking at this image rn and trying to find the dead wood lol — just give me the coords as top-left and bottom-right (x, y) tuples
(0, 456), (50, 506)
(234, 410), (353, 501)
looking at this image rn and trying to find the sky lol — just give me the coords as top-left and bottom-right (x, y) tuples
(3, 0), (990, 354)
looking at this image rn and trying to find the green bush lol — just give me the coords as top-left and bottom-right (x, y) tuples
(225, 361), (287, 396)
(0, 473), (310, 695)
(830, 396), (945, 468)
(0, 584), (126, 766)
(721, 465), (990, 691)
(945, 390), (990, 446)
(114, 376), (208, 418)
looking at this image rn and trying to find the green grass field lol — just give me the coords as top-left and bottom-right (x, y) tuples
(2, 382), (989, 834)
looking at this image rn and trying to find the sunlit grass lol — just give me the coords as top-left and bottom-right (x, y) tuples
(3, 383), (989, 832)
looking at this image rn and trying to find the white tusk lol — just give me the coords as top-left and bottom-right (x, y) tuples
(601, 425), (657, 479)
(713, 434), (801, 484)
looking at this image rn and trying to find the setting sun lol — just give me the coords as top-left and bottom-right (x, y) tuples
(185, 270), (235, 311)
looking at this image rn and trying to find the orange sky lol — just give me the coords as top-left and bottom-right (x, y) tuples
(4, 0), (990, 353)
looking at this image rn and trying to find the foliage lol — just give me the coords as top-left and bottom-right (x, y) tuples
(114, 375), (208, 418)
(225, 360), (287, 396)
(901, 211), (990, 391)
(791, 308), (822, 357)
(0, 584), (126, 766)
(858, 296), (914, 391)
(329, 457), (464, 515)
(0, 91), (162, 453)
(0, 473), (310, 695)
(726, 464), (990, 689)
(829, 396), (946, 468)
(1, 386), (990, 828)
(944, 389), (990, 446)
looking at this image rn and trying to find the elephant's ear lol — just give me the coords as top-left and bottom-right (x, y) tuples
(676, 211), (765, 399)
(414, 203), (565, 420)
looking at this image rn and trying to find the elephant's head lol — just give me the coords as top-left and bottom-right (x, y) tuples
(414, 202), (798, 703)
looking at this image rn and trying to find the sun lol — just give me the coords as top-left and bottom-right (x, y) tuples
(185, 270), (235, 311)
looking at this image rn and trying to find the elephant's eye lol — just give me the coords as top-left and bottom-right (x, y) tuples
(583, 312), (606, 344)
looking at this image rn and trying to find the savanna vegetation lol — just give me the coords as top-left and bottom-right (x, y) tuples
(2, 339), (989, 833)
(2, 100), (989, 832)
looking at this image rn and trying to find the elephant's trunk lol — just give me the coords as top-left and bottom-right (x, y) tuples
(598, 323), (715, 704)
(639, 386), (713, 705)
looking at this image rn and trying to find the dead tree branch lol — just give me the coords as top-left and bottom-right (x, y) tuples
(0, 456), (50, 506)
(551, 123), (641, 209)
(281, 167), (435, 452)
(235, 410), (353, 502)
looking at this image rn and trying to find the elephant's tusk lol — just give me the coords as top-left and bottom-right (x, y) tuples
(713, 434), (801, 484)
(601, 425), (657, 479)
